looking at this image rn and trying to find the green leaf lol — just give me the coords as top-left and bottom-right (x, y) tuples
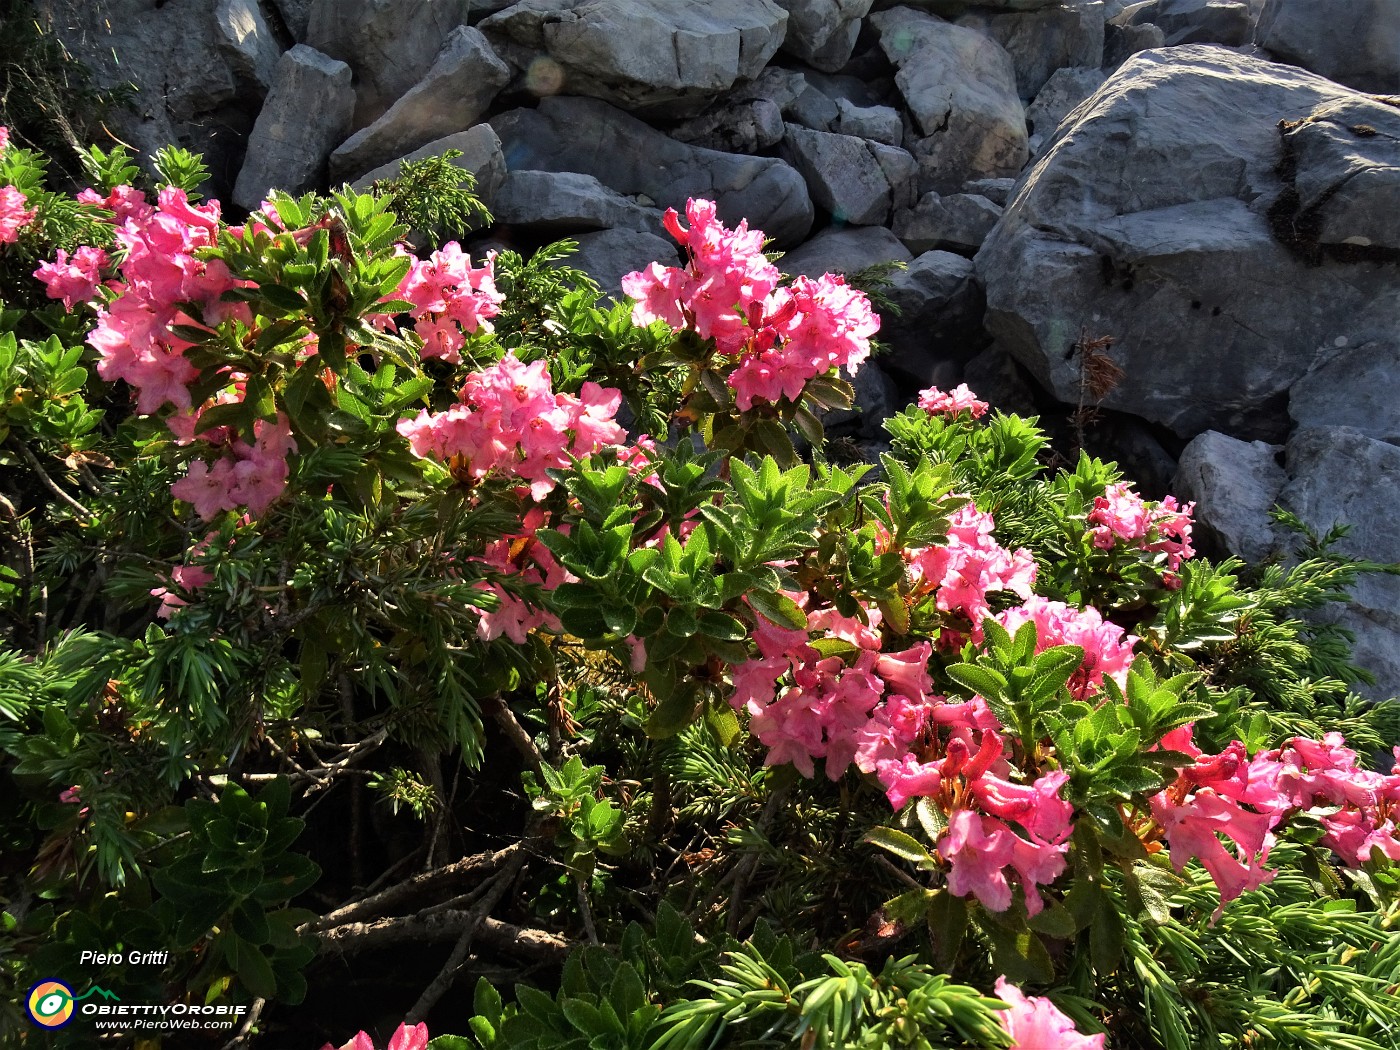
(863, 827), (936, 866)
(747, 589), (807, 631)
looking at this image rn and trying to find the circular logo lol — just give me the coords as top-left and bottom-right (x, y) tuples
(27, 980), (75, 1028)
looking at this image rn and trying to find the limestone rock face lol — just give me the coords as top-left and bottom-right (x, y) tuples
(491, 97), (814, 245)
(779, 126), (916, 226)
(955, 2), (1106, 99)
(234, 46), (355, 210)
(1256, 0), (1400, 93)
(491, 171), (662, 233)
(329, 27), (511, 182)
(872, 8), (1028, 194)
(1289, 342), (1400, 445)
(306, 0), (467, 128)
(776, 226), (913, 278)
(1115, 0), (1253, 46)
(879, 251), (988, 385)
(771, 0), (876, 72)
(1278, 427), (1400, 702)
(558, 228), (682, 298)
(1173, 431), (1285, 562)
(670, 69), (807, 154)
(976, 47), (1400, 442)
(481, 0), (789, 115)
(1025, 66), (1107, 157)
(894, 192), (1002, 254)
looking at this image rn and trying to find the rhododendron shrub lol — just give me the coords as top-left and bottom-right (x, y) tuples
(4, 136), (1400, 1050)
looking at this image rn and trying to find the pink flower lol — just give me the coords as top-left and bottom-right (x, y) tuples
(1149, 787), (1277, 917)
(0, 126), (8, 153)
(35, 246), (110, 309)
(394, 242), (503, 363)
(1087, 482), (1196, 576)
(320, 1022), (429, 1050)
(997, 597), (1136, 700)
(0, 185), (35, 243)
(917, 383), (989, 419)
(170, 414), (297, 520)
(993, 978), (1105, 1050)
(940, 809), (1017, 912)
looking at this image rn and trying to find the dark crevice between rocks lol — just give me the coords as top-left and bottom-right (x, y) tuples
(1268, 112), (1400, 267)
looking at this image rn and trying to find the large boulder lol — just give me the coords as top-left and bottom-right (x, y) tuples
(772, 0), (876, 72)
(234, 45), (355, 210)
(871, 8), (1028, 194)
(1025, 66), (1106, 156)
(872, 0), (1062, 13)
(491, 96), (814, 245)
(1172, 430), (1285, 562)
(47, 0), (281, 176)
(879, 251), (988, 385)
(1256, 0), (1400, 94)
(776, 226), (913, 277)
(779, 126), (914, 225)
(1289, 342), (1400, 445)
(306, 0), (467, 128)
(1277, 427), (1400, 702)
(955, 3), (1106, 99)
(558, 228), (682, 298)
(894, 192), (1002, 254)
(328, 27), (510, 182)
(1115, 0), (1253, 45)
(491, 171), (662, 233)
(481, 0), (789, 115)
(976, 47), (1400, 442)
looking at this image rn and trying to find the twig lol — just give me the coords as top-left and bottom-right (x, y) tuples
(405, 852), (527, 1023)
(220, 997), (265, 1049)
(314, 913), (570, 962)
(483, 693), (544, 775)
(576, 876), (600, 945)
(304, 843), (522, 932)
(876, 855), (924, 891)
(9, 439), (93, 519)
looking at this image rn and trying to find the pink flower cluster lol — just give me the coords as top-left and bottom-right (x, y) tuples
(621, 199), (879, 411)
(169, 413), (297, 520)
(35, 246), (109, 309)
(998, 596), (1137, 701)
(902, 504), (1037, 644)
(321, 1021), (427, 1050)
(1151, 726), (1400, 916)
(917, 383), (989, 419)
(85, 187), (250, 414)
(1087, 481), (1196, 582)
(395, 242), (503, 363)
(397, 354), (625, 500)
(0, 185), (34, 244)
(470, 507), (570, 643)
(995, 977), (1105, 1049)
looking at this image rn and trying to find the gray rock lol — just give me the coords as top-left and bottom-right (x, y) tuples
(1026, 66), (1107, 156)
(1280, 96), (1400, 254)
(491, 96), (814, 245)
(481, 0), (789, 116)
(1256, 0), (1400, 94)
(880, 251), (988, 384)
(235, 46), (355, 210)
(1279, 426), (1400, 701)
(834, 99), (903, 146)
(351, 125), (507, 215)
(780, 125), (910, 226)
(1104, 21), (1166, 66)
(1118, 0), (1253, 44)
(670, 69), (807, 154)
(869, 143), (921, 213)
(1172, 430), (1285, 562)
(786, 83), (842, 131)
(964, 177), (1017, 205)
(976, 46), (1400, 442)
(961, 344), (1038, 415)
(329, 27), (511, 181)
(269, 0), (314, 39)
(216, 0), (283, 91)
(872, 8), (1029, 194)
(894, 192), (1003, 254)
(777, 226), (913, 277)
(491, 171), (663, 233)
(306, 0), (466, 128)
(772, 0), (876, 72)
(559, 227), (682, 298)
(1290, 342), (1400, 444)
(956, 3), (1106, 99)
(872, 0), (1063, 14)
(46, 0), (271, 168)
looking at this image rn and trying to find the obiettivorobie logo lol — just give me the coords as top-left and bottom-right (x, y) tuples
(26, 980), (120, 1028)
